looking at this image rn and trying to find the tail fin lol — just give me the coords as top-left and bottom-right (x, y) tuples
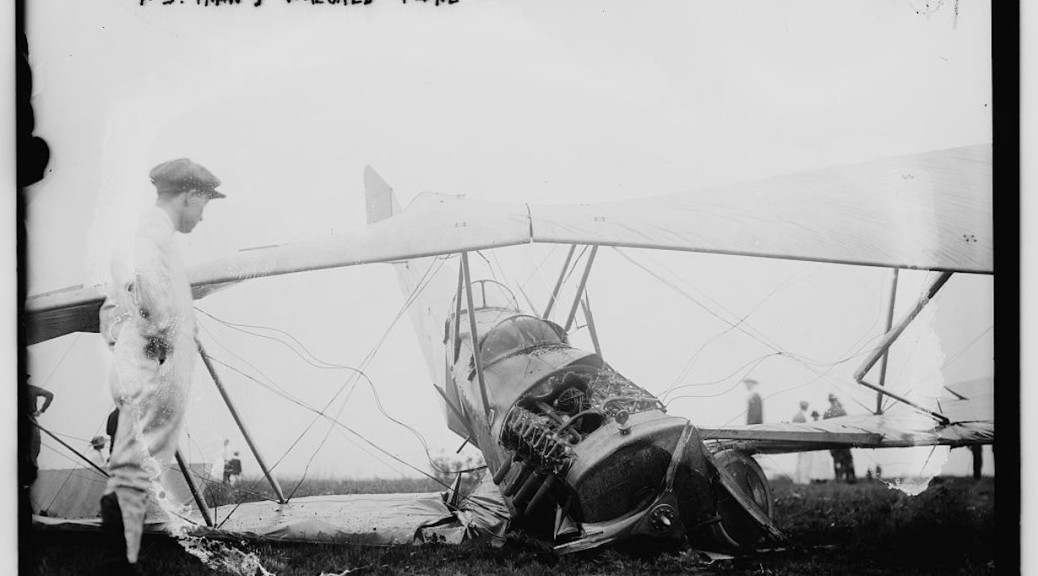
(365, 166), (401, 225)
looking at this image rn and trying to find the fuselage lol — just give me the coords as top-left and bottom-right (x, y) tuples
(439, 282), (771, 551)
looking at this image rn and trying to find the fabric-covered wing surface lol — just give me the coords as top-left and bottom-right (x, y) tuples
(700, 388), (993, 455)
(191, 143), (990, 286)
(25, 285), (106, 345)
(25, 283), (242, 345)
(187, 193), (532, 286)
(529, 144), (991, 273)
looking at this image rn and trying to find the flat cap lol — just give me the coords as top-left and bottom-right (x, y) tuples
(149, 158), (225, 198)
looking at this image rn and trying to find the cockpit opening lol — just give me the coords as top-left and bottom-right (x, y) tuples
(447, 279), (520, 316)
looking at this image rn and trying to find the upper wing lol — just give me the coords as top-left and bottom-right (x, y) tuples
(25, 285), (107, 345)
(25, 281), (242, 345)
(187, 143), (991, 287)
(529, 144), (991, 274)
(186, 192), (531, 286)
(25, 144), (991, 344)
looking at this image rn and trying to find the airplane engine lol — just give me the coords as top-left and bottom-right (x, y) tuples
(488, 357), (775, 552)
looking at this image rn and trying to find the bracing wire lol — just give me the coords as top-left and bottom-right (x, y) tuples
(615, 247), (889, 412)
(488, 250), (541, 317)
(196, 353), (446, 529)
(717, 351), (876, 428)
(519, 244), (560, 292)
(198, 254), (443, 470)
(664, 353), (782, 404)
(939, 325), (994, 372)
(38, 445), (103, 513)
(285, 393), (355, 500)
(196, 321), (310, 407)
(193, 255), (453, 496)
(38, 442), (106, 477)
(618, 247), (884, 371)
(38, 333), (81, 388)
(663, 262), (820, 393)
(41, 429), (95, 445)
(197, 316), (356, 476)
(879, 324), (994, 414)
(299, 255), (449, 476)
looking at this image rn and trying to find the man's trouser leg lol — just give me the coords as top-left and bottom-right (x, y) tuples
(842, 452), (856, 483)
(99, 492), (134, 575)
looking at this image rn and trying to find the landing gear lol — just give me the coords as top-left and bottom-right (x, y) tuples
(707, 449), (775, 550)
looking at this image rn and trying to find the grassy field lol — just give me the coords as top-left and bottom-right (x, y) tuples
(24, 475), (997, 576)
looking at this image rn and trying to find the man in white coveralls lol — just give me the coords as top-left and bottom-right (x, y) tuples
(97, 158), (226, 573)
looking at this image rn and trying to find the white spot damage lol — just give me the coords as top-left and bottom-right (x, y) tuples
(879, 302), (949, 496)
(152, 483), (276, 576)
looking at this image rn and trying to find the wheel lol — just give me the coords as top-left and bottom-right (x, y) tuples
(707, 449), (774, 550)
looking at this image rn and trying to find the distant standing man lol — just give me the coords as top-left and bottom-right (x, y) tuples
(226, 452), (243, 484)
(97, 158), (226, 573)
(823, 393), (855, 483)
(221, 438), (231, 480)
(744, 379), (763, 425)
(222, 441), (234, 483)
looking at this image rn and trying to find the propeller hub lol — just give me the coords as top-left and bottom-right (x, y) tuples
(648, 503), (677, 534)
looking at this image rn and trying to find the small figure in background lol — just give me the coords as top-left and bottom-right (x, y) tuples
(792, 400), (809, 424)
(221, 439), (232, 482)
(224, 452), (242, 485)
(744, 379), (763, 425)
(824, 393), (855, 483)
(806, 410), (832, 483)
(792, 401), (810, 483)
(90, 435), (109, 468)
(823, 393), (847, 420)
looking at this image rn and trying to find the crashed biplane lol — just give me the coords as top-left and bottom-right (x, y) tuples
(25, 143), (993, 553)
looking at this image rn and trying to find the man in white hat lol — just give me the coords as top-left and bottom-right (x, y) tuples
(97, 158), (226, 573)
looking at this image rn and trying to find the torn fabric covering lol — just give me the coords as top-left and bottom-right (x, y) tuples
(213, 494), (449, 544)
(36, 474), (510, 547)
(208, 473), (508, 545)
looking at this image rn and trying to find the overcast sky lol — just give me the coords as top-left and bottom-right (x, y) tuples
(22, 0), (993, 482)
